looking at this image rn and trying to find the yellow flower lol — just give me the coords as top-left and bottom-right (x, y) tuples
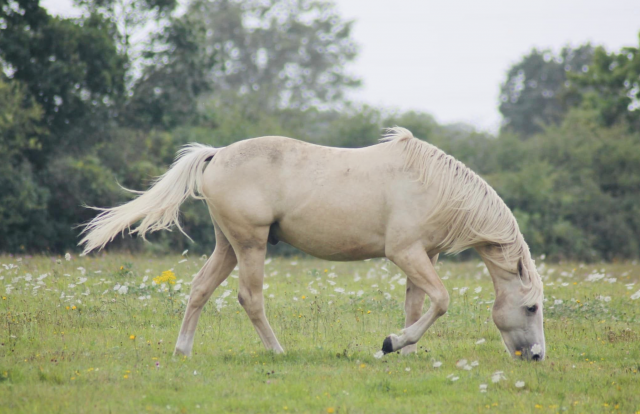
(153, 270), (177, 285)
(130, 335), (135, 340)
(327, 408), (335, 414)
(2, 296), (6, 300)
(515, 350), (522, 356)
(301, 296), (306, 299)
(367, 310), (371, 314)
(123, 375), (128, 379)
(71, 306), (76, 310)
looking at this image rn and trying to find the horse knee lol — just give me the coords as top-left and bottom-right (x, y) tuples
(188, 283), (211, 309)
(432, 290), (450, 316)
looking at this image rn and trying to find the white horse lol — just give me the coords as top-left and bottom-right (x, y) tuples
(80, 127), (545, 360)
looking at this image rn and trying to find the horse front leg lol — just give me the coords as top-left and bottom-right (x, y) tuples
(401, 253), (438, 355)
(383, 246), (449, 354)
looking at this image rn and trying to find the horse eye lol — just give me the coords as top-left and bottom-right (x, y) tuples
(526, 305), (538, 313)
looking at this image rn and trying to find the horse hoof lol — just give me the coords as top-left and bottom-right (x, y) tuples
(382, 336), (394, 354)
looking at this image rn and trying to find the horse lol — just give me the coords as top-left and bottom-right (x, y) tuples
(79, 127), (545, 360)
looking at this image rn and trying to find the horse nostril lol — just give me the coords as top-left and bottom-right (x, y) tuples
(532, 354), (541, 361)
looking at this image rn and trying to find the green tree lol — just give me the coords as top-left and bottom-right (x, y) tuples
(571, 34), (640, 130)
(0, 1), (126, 161)
(181, 0), (360, 110)
(499, 45), (594, 136)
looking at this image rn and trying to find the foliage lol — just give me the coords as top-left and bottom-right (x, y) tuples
(1, 1), (639, 262)
(179, 0), (360, 109)
(499, 45), (594, 136)
(570, 35), (640, 130)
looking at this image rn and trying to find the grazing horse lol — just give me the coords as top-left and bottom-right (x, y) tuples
(80, 127), (545, 360)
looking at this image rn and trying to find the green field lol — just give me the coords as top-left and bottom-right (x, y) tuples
(1, 254), (639, 413)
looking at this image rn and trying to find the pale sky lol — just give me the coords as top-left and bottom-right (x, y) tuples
(42, 0), (640, 133)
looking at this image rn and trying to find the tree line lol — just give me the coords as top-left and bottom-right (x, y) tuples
(1, 0), (639, 261)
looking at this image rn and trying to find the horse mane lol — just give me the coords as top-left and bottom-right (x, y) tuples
(381, 127), (542, 306)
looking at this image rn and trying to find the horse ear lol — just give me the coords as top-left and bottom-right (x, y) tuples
(517, 258), (531, 285)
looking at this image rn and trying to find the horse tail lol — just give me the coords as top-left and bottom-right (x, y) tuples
(79, 144), (219, 255)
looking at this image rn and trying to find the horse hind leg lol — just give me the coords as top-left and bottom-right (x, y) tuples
(383, 246), (449, 354)
(229, 224), (284, 353)
(174, 223), (237, 356)
(401, 253), (439, 355)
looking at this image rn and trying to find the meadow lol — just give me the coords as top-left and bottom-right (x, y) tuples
(1, 253), (639, 414)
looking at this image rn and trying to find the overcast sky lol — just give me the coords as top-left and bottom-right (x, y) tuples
(42, 0), (640, 133)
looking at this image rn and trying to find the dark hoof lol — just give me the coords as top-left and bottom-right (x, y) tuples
(382, 336), (394, 354)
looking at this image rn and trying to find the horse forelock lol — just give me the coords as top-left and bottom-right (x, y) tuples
(382, 127), (543, 306)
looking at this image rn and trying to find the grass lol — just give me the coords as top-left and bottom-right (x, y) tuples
(1, 253), (639, 413)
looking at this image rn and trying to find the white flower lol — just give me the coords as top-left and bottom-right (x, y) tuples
(173, 284), (181, 291)
(531, 343), (543, 355)
(65, 253), (71, 261)
(450, 376), (459, 382)
(475, 338), (486, 345)
(491, 371), (505, 383)
(474, 286), (482, 293)
(479, 384), (487, 393)
(178, 259), (187, 264)
(334, 287), (345, 294)
(554, 299), (563, 305)
(77, 267), (86, 275)
(373, 350), (384, 359)
(140, 283), (146, 289)
(631, 290), (640, 300)
(459, 287), (468, 295)
(263, 284), (269, 290)
(456, 359), (467, 368)
(117, 285), (128, 295)
(433, 361), (442, 368)
(397, 279), (406, 286)
(405, 367), (410, 372)
(515, 381), (525, 388)
(182, 249), (188, 256)
(77, 277), (87, 284)
(463, 365), (472, 371)
(68, 284), (76, 289)
(471, 360), (479, 367)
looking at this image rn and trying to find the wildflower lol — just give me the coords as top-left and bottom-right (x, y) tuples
(65, 253), (71, 261)
(479, 384), (487, 393)
(301, 295), (306, 300)
(123, 375), (128, 379)
(433, 361), (442, 368)
(367, 310), (371, 314)
(491, 371), (505, 383)
(71, 306), (76, 310)
(130, 335), (135, 340)
(455, 359), (467, 368)
(405, 367), (411, 372)
(475, 338), (486, 345)
(373, 350), (384, 359)
(531, 343), (543, 355)
(515, 381), (525, 388)
(631, 290), (640, 300)
(153, 270), (177, 285)
(515, 350), (522, 356)
(327, 408), (335, 414)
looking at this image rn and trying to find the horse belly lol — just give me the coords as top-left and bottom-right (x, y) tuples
(274, 198), (387, 261)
